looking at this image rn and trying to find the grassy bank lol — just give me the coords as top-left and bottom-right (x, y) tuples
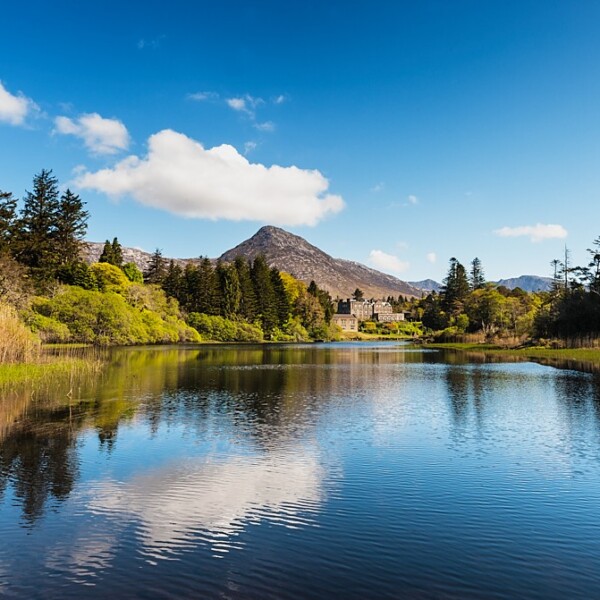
(0, 357), (100, 386)
(423, 342), (600, 370)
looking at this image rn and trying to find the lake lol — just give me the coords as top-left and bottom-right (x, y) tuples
(1, 342), (600, 599)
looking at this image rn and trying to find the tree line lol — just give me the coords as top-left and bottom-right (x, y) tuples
(0, 170), (338, 344)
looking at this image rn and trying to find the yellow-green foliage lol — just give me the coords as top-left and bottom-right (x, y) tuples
(90, 262), (130, 292)
(28, 285), (200, 346)
(187, 313), (264, 342)
(0, 301), (40, 362)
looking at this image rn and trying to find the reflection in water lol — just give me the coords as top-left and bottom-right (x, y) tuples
(2, 343), (600, 598)
(89, 449), (323, 555)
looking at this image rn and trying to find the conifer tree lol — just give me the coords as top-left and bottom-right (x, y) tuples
(144, 249), (167, 284)
(162, 260), (183, 301)
(111, 237), (123, 267)
(251, 254), (277, 333)
(270, 267), (290, 327)
(196, 257), (219, 315)
(55, 189), (89, 265)
(442, 257), (469, 313)
(218, 263), (242, 318)
(15, 169), (61, 280)
(0, 190), (17, 254)
(234, 256), (258, 322)
(469, 257), (486, 290)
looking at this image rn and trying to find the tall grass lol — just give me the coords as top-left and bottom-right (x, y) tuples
(0, 302), (40, 363)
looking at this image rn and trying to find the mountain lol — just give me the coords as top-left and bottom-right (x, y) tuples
(409, 275), (553, 294)
(495, 275), (553, 292)
(219, 226), (421, 299)
(408, 279), (442, 293)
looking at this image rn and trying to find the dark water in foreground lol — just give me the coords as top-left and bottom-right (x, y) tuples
(1, 342), (600, 599)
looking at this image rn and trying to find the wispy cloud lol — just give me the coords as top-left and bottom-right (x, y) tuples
(0, 81), (39, 126)
(368, 250), (410, 274)
(407, 194), (419, 205)
(54, 113), (130, 155)
(243, 141), (257, 155)
(187, 91), (219, 101)
(254, 120), (275, 132)
(225, 94), (264, 117)
(371, 182), (385, 193)
(426, 252), (437, 264)
(272, 94), (287, 104)
(137, 35), (165, 50)
(76, 129), (344, 226)
(494, 223), (567, 243)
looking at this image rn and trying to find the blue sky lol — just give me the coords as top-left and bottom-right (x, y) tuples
(1, 0), (599, 281)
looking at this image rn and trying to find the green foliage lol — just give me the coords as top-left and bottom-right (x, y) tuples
(353, 287), (364, 301)
(27, 285), (199, 345)
(90, 262), (130, 293)
(187, 312), (263, 342)
(144, 249), (167, 284)
(0, 190), (17, 254)
(122, 262), (144, 283)
(99, 237), (123, 267)
(56, 261), (98, 290)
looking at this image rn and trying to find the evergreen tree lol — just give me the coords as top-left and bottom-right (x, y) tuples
(55, 189), (89, 266)
(15, 169), (61, 280)
(270, 267), (290, 327)
(182, 263), (200, 312)
(111, 237), (123, 267)
(0, 190), (17, 254)
(98, 240), (114, 264)
(441, 257), (469, 313)
(353, 287), (364, 301)
(162, 260), (183, 301)
(469, 257), (485, 290)
(308, 280), (319, 296)
(218, 262), (242, 318)
(251, 254), (277, 333)
(234, 256), (258, 322)
(144, 249), (167, 284)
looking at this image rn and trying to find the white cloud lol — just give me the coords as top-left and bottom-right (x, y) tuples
(226, 97), (247, 112)
(426, 252), (437, 264)
(76, 129), (344, 226)
(254, 120), (275, 132)
(243, 141), (257, 155)
(494, 223), (567, 243)
(407, 194), (419, 205)
(0, 81), (38, 126)
(369, 250), (410, 274)
(187, 91), (219, 101)
(54, 113), (130, 155)
(273, 94), (287, 104)
(371, 182), (385, 192)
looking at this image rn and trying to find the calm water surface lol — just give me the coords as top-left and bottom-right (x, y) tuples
(1, 342), (600, 599)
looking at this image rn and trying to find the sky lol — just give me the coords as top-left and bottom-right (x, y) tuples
(1, 0), (599, 282)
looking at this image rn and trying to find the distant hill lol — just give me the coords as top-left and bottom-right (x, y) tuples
(409, 275), (553, 294)
(408, 279), (442, 293)
(495, 275), (553, 292)
(219, 226), (422, 299)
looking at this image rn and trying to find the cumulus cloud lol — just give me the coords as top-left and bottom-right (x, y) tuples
(54, 113), (130, 155)
(369, 250), (410, 274)
(426, 252), (437, 264)
(226, 94), (263, 117)
(0, 81), (39, 126)
(75, 129), (344, 226)
(494, 223), (567, 243)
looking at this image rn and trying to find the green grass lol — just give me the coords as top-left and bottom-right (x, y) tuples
(423, 342), (600, 364)
(0, 358), (99, 386)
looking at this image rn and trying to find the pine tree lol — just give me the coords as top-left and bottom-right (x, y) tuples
(111, 238), (123, 267)
(99, 240), (114, 264)
(144, 249), (167, 284)
(234, 256), (258, 322)
(55, 189), (89, 266)
(442, 257), (469, 313)
(0, 190), (17, 254)
(15, 169), (61, 280)
(218, 263), (242, 318)
(469, 257), (486, 290)
(162, 260), (183, 301)
(270, 267), (290, 327)
(251, 254), (277, 333)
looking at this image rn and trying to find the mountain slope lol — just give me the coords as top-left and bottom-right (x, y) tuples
(495, 275), (553, 292)
(219, 226), (421, 298)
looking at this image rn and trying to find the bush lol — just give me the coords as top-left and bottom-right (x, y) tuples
(187, 313), (264, 342)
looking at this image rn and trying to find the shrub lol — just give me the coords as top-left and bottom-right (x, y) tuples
(0, 302), (40, 362)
